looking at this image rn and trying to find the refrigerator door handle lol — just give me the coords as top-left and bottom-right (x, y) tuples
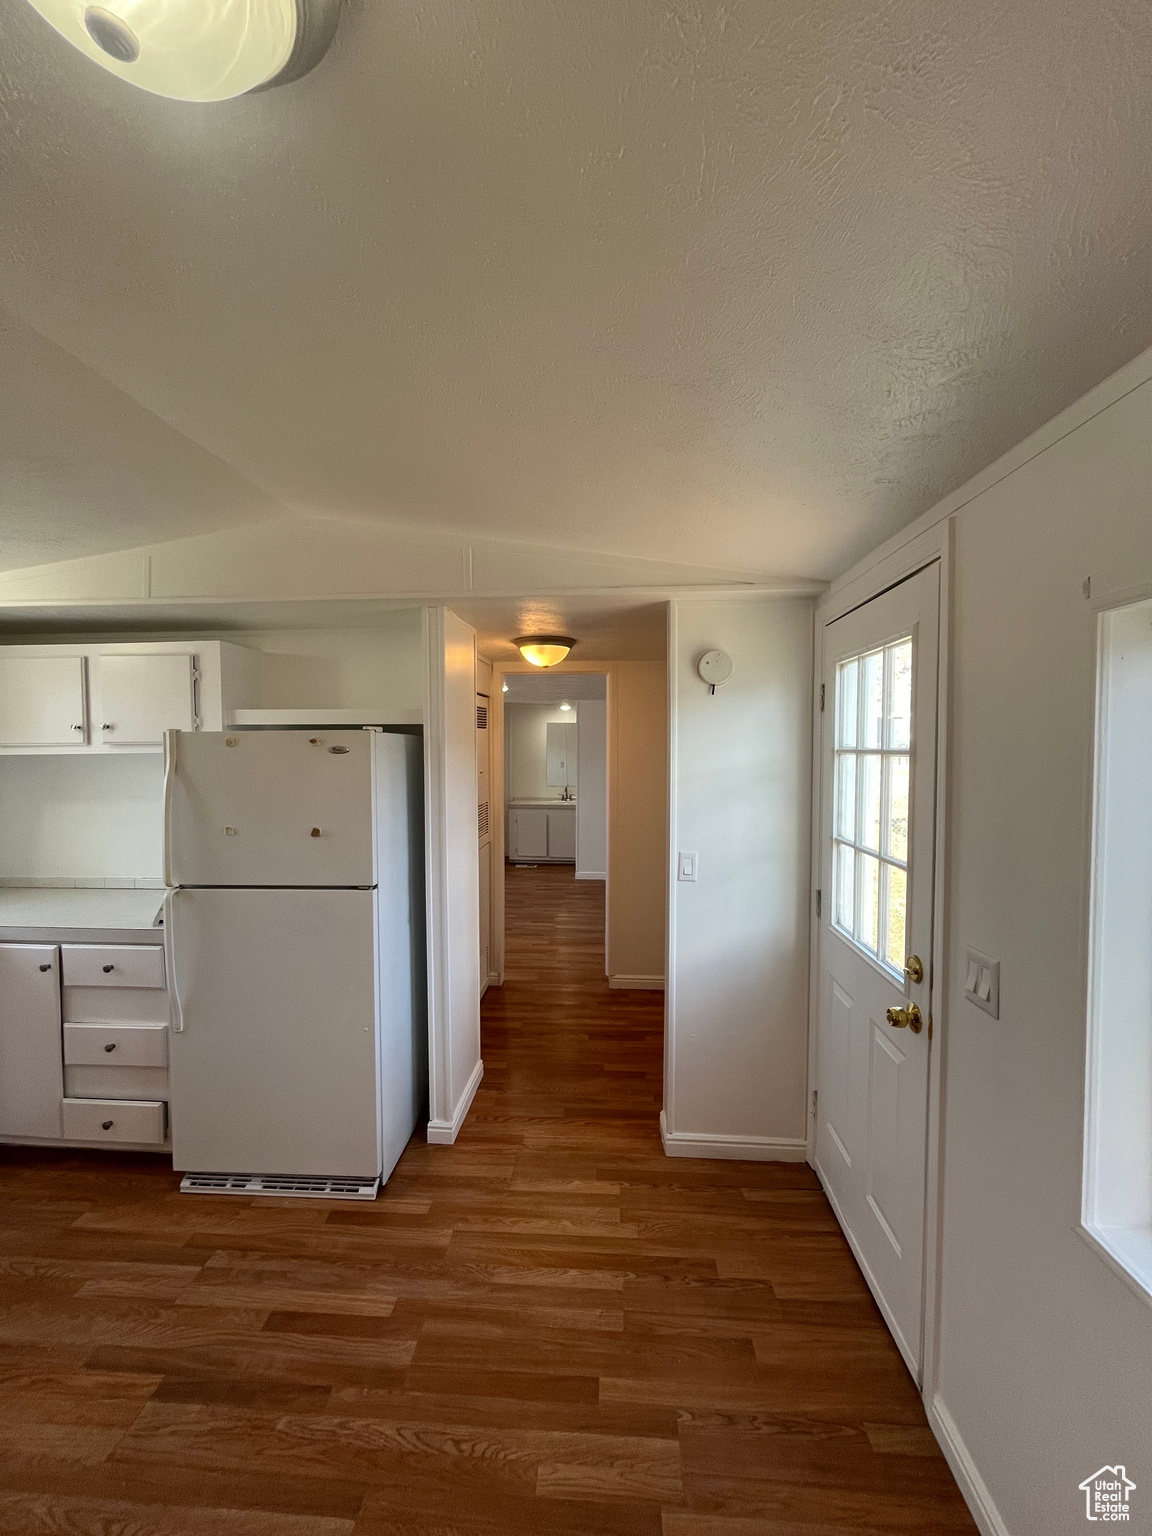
(162, 729), (177, 889)
(164, 888), (184, 1032)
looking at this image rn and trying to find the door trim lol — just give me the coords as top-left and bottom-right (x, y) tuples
(807, 517), (953, 1402)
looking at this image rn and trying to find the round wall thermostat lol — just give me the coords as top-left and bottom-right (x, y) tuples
(697, 649), (734, 691)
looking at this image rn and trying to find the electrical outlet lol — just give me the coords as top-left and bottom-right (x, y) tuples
(964, 948), (1000, 1019)
(678, 851), (698, 882)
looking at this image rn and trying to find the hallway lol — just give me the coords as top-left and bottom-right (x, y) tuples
(0, 866), (976, 1534)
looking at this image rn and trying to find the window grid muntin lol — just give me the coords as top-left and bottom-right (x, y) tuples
(832, 637), (913, 977)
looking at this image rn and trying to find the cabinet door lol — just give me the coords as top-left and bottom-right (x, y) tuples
(478, 839), (491, 993)
(510, 808), (548, 859)
(0, 945), (63, 1137)
(93, 653), (197, 746)
(0, 655), (86, 747)
(547, 808), (576, 860)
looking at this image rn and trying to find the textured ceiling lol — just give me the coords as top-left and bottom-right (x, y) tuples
(1, 0), (1151, 582)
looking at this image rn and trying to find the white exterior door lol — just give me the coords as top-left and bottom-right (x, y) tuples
(94, 653), (197, 746)
(166, 729), (376, 887)
(167, 887), (380, 1177)
(814, 563), (939, 1378)
(0, 655), (86, 746)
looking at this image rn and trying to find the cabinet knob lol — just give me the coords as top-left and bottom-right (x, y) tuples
(71, 724), (83, 732)
(38, 963), (51, 973)
(102, 964), (114, 973)
(104, 1042), (116, 1053)
(101, 1120), (113, 1130)
(101, 723), (114, 732)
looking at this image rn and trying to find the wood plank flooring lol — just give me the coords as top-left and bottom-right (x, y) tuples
(0, 863), (977, 1535)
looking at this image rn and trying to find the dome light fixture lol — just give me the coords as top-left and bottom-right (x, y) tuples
(22, 0), (340, 102)
(514, 635), (575, 669)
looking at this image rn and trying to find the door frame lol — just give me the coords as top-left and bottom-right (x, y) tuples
(807, 517), (953, 1401)
(488, 661), (615, 986)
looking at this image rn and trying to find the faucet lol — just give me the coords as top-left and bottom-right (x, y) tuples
(560, 785), (573, 801)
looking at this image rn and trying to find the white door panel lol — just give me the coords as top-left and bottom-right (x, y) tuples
(167, 888), (380, 1177)
(167, 729), (375, 887)
(815, 563), (939, 1381)
(95, 653), (196, 746)
(0, 655), (86, 746)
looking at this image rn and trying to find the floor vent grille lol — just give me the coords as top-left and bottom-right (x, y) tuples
(180, 1172), (380, 1201)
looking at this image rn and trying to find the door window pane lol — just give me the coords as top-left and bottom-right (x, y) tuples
(887, 640), (912, 749)
(835, 753), (856, 841)
(886, 755), (909, 861)
(834, 841), (855, 932)
(829, 632), (913, 976)
(885, 864), (907, 970)
(836, 659), (858, 748)
(862, 650), (884, 748)
(859, 754), (882, 852)
(857, 853), (880, 951)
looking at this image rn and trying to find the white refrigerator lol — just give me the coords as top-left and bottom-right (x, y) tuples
(162, 727), (425, 1194)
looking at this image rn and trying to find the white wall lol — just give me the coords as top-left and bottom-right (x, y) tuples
(608, 660), (667, 986)
(576, 698), (607, 881)
(0, 754), (163, 883)
(898, 364), (1152, 1536)
(226, 612), (424, 716)
(505, 703), (572, 801)
(424, 608), (482, 1143)
(664, 598), (813, 1158)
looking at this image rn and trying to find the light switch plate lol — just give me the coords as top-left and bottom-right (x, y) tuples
(964, 947), (1000, 1019)
(678, 851), (698, 883)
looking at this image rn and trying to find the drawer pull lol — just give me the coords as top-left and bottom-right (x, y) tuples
(104, 1043), (117, 1053)
(102, 964), (115, 973)
(39, 963), (51, 972)
(101, 1120), (113, 1130)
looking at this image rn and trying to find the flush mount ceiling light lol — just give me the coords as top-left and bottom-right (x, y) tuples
(22, 0), (340, 101)
(514, 635), (575, 669)
(559, 703), (572, 711)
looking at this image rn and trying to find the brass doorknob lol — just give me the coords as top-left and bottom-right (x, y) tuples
(904, 954), (924, 985)
(886, 1003), (924, 1034)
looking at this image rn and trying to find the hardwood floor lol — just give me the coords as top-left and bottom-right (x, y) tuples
(0, 863), (977, 1535)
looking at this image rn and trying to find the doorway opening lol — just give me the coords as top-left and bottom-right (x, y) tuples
(500, 671), (608, 979)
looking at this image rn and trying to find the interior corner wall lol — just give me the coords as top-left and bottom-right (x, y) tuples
(907, 367), (1152, 1535)
(423, 607), (482, 1143)
(665, 598), (812, 1157)
(576, 698), (607, 880)
(505, 702), (572, 801)
(609, 660), (668, 985)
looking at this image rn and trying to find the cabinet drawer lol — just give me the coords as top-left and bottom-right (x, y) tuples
(61, 945), (165, 989)
(64, 1022), (168, 1067)
(61, 1098), (166, 1145)
(64, 1064), (169, 1101)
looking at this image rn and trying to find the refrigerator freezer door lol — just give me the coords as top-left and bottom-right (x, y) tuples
(168, 888), (380, 1177)
(167, 730), (376, 888)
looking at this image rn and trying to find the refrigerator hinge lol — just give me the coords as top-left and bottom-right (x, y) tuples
(815, 888), (822, 918)
(819, 682), (825, 711)
(811, 1088), (818, 1119)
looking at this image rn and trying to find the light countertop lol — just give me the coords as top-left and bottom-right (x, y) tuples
(508, 798), (577, 808)
(0, 887), (166, 943)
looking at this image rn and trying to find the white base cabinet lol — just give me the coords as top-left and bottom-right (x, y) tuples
(0, 641), (260, 753)
(0, 944), (63, 1138)
(507, 804), (576, 863)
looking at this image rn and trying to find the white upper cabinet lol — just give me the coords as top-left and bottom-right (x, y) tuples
(0, 642), (261, 754)
(92, 653), (197, 746)
(0, 655), (87, 747)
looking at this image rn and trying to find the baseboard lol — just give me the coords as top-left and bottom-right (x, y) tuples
(575, 870), (606, 881)
(659, 1112), (808, 1162)
(928, 1395), (1010, 1536)
(426, 1059), (484, 1145)
(608, 974), (665, 990)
